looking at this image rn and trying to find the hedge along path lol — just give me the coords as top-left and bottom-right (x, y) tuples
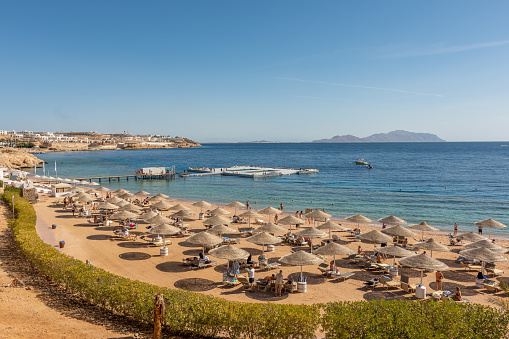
(3, 188), (509, 339)
(2, 188), (321, 339)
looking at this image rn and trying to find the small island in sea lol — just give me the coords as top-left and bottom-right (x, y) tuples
(312, 130), (445, 143)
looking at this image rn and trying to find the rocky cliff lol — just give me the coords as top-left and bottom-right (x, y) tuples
(0, 148), (43, 169)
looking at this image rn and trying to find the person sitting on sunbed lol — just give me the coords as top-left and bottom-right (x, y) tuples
(451, 287), (462, 301)
(401, 238), (408, 248)
(358, 245), (366, 257)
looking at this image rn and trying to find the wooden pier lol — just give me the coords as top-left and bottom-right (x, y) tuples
(76, 166), (178, 183)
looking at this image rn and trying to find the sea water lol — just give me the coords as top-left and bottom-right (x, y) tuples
(35, 142), (509, 235)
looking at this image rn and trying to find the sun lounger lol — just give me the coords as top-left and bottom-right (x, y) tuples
(379, 276), (401, 290)
(364, 278), (379, 291)
(484, 283), (502, 293)
(192, 259), (218, 270)
(440, 294), (472, 303)
(112, 232), (138, 241)
(318, 263), (333, 277)
(486, 268), (504, 277)
(331, 271), (355, 281)
(284, 282), (297, 293)
(401, 282), (416, 293)
(460, 262), (483, 272)
(223, 275), (242, 287)
(260, 262), (281, 271)
(237, 276), (251, 290)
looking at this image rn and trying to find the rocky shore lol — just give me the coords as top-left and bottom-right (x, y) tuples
(0, 148), (43, 169)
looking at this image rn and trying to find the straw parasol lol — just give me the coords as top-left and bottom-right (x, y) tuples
(153, 193), (170, 199)
(374, 245), (414, 265)
(239, 210), (262, 229)
(151, 200), (174, 210)
(118, 203), (143, 212)
(147, 195), (164, 202)
(140, 211), (158, 221)
(294, 227), (328, 253)
(148, 214), (172, 225)
(246, 232), (282, 254)
(314, 242), (355, 268)
(345, 214), (372, 229)
(463, 239), (508, 254)
(206, 225), (237, 236)
(225, 201), (246, 215)
(169, 204), (191, 211)
(193, 200), (211, 213)
(114, 200), (129, 207)
(171, 210), (195, 219)
(459, 247), (507, 275)
(381, 225), (416, 238)
(134, 190), (151, 197)
(203, 215), (231, 226)
(278, 250), (323, 281)
(186, 231), (223, 253)
(356, 230), (393, 254)
(85, 189), (98, 194)
(455, 232), (486, 242)
(97, 202), (120, 210)
(278, 215), (305, 233)
(119, 192), (135, 199)
(408, 221), (439, 240)
(96, 186), (110, 192)
(74, 192), (95, 202)
(305, 210), (331, 226)
(107, 196), (125, 205)
(258, 206), (281, 223)
(113, 188), (129, 195)
(399, 253), (450, 285)
(255, 222), (287, 234)
(148, 223), (181, 246)
(208, 245), (250, 271)
(209, 207), (230, 216)
(413, 238), (450, 257)
(109, 210), (138, 220)
(378, 215), (406, 225)
(474, 218), (507, 239)
(89, 181), (100, 186)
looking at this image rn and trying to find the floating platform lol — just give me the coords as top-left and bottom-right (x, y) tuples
(185, 166), (318, 178)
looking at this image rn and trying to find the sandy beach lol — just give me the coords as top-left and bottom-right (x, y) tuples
(32, 193), (509, 309)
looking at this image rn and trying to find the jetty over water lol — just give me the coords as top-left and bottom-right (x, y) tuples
(76, 166), (176, 182)
(185, 165), (318, 178)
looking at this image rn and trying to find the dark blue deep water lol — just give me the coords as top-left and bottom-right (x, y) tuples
(35, 142), (509, 235)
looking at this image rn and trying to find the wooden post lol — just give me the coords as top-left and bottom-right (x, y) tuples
(153, 293), (165, 339)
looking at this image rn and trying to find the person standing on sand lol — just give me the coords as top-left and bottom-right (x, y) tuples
(248, 265), (255, 292)
(274, 214), (278, 224)
(246, 201), (249, 209)
(454, 223), (458, 235)
(478, 224), (483, 235)
(280, 203), (284, 212)
(275, 270), (284, 297)
(436, 270), (444, 291)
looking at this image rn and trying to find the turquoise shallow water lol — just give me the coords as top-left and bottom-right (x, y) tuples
(35, 142), (509, 235)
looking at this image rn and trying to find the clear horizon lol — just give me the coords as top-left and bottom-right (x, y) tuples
(1, 1), (508, 142)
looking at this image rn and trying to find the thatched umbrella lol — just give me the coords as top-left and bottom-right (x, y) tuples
(140, 211), (158, 221)
(356, 230), (393, 254)
(474, 219), (507, 239)
(193, 200), (211, 214)
(114, 200), (129, 207)
(147, 195), (164, 202)
(378, 215), (406, 226)
(463, 240), (508, 254)
(294, 227), (328, 253)
(169, 204), (191, 212)
(203, 215), (231, 227)
(109, 210), (138, 220)
(151, 200), (173, 211)
(209, 207), (230, 216)
(134, 190), (151, 197)
(345, 214), (372, 229)
(246, 232), (282, 254)
(255, 222), (287, 234)
(153, 193), (170, 199)
(374, 245), (414, 265)
(208, 245), (250, 271)
(314, 242), (355, 268)
(119, 203), (143, 212)
(278, 215), (305, 233)
(96, 186), (110, 192)
(399, 253), (449, 285)
(186, 231), (223, 254)
(258, 206), (281, 223)
(225, 201), (246, 215)
(206, 225), (237, 236)
(305, 210), (331, 226)
(148, 223), (181, 246)
(171, 210), (195, 220)
(106, 196), (124, 204)
(455, 232), (486, 242)
(148, 214), (172, 225)
(239, 210), (262, 229)
(74, 192), (95, 202)
(459, 247), (507, 275)
(413, 238), (450, 257)
(119, 192), (135, 200)
(113, 188), (129, 195)
(408, 221), (439, 240)
(279, 250), (323, 281)
(97, 202), (120, 210)
(381, 225), (416, 238)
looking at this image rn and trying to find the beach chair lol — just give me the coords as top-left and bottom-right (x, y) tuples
(237, 276), (251, 290)
(486, 267), (504, 277)
(318, 263), (333, 277)
(332, 234), (341, 242)
(484, 283), (502, 293)
(460, 262), (483, 272)
(401, 282), (416, 294)
(284, 282), (297, 293)
(260, 262), (281, 271)
(223, 275), (241, 287)
(364, 278), (379, 291)
(194, 260), (218, 269)
(335, 272), (355, 281)
(379, 276), (401, 290)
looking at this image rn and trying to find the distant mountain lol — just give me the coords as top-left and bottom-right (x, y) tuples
(313, 130), (445, 143)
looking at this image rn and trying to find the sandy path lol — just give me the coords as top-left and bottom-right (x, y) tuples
(34, 194), (509, 308)
(0, 198), (144, 338)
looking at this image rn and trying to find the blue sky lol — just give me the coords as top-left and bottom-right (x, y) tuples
(1, 1), (508, 142)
